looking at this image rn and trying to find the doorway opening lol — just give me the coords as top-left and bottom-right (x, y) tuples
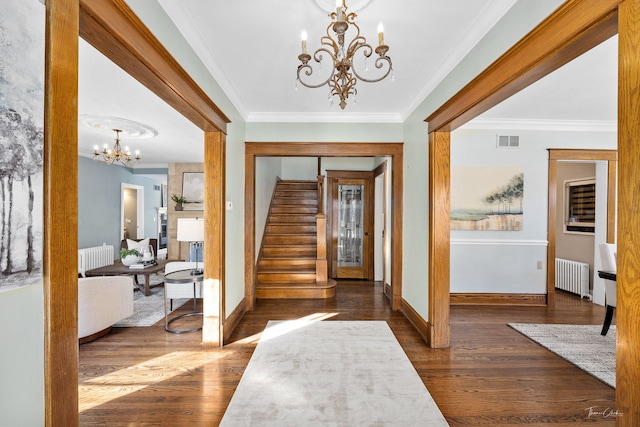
(244, 142), (404, 310)
(121, 183), (144, 241)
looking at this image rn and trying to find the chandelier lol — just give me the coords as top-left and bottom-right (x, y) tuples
(296, 0), (392, 110)
(93, 129), (141, 166)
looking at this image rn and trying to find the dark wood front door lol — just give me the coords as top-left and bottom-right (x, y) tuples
(328, 171), (374, 279)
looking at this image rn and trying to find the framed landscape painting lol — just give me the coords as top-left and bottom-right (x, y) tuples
(182, 172), (204, 210)
(0, 0), (45, 291)
(451, 167), (524, 231)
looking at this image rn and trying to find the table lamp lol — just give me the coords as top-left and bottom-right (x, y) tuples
(176, 218), (204, 275)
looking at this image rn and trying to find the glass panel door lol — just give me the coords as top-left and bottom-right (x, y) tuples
(338, 184), (364, 268)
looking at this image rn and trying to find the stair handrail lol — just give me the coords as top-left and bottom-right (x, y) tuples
(316, 175), (328, 283)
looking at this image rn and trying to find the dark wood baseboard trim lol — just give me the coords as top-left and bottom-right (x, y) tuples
(79, 327), (112, 345)
(451, 293), (547, 306)
(223, 297), (247, 344)
(384, 282), (391, 300)
(401, 298), (430, 346)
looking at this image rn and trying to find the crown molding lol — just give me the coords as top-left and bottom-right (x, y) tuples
(460, 118), (617, 132)
(157, 0), (248, 121)
(400, 0), (518, 121)
(246, 111), (403, 123)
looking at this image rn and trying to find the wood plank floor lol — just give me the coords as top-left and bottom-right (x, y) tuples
(79, 281), (616, 426)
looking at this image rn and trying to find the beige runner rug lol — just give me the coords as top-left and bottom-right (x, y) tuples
(220, 320), (448, 426)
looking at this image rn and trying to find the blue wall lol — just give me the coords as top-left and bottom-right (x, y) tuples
(78, 156), (166, 254)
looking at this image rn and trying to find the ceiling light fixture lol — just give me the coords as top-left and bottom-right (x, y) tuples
(297, 0), (392, 110)
(93, 129), (141, 166)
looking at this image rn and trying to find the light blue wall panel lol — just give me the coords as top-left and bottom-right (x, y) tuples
(78, 156), (166, 254)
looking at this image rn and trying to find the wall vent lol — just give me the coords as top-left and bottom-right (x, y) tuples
(497, 135), (520, 148)
(154, 185), (161, 191)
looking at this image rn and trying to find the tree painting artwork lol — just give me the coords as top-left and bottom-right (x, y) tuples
(451, 167), (524, 231)
(0, 0), (45, 291)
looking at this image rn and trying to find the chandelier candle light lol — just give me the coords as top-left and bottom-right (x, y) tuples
(93, 128), (141, 166)
(297, 0), (392, 110)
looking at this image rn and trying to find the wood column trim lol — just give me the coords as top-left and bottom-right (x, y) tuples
(203, 131), (225, 346)
(428, 131), (450, 348)
(44, 0), (79, 424)
(390, 153), (403, 310)
(547, 158), (558, 307)
(617, 1), (640, 421)
(426, 0), (620, 133)
(606, 159), (617, 243)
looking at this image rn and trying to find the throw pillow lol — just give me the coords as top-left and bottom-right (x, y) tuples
(127, 238), (149, 254)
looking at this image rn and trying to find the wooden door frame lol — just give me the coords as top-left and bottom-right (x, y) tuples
(326, 170), (375, 280)
(45, 0), (229, 423)
(424, 0), (619, 350)
(245, 142), (403, 311)
(425, 0), (640, 420)
(546, 149), (617, 306)
(373, 161), (388, 293)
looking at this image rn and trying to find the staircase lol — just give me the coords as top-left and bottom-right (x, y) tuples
(256, 179), (336, 299)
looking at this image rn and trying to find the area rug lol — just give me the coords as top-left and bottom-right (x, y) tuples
(113, 284), (187, 327)
(220, 320), (449, 426)
(509, 323), (615, 388)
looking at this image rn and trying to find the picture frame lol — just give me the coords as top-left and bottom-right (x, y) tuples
(181, 172), (204, 210)
(450, 167), (523, 231)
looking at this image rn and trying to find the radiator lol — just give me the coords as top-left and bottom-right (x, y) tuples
(78, 245), (114, 277)
(555, 258), (590, 298)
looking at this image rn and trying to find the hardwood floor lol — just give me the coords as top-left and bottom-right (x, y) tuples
(79, 282), (616, 426)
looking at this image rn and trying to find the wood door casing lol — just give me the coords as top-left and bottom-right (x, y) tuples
(327, 170), (374, 280)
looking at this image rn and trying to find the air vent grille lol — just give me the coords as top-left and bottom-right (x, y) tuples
(497, 135), (520, 148)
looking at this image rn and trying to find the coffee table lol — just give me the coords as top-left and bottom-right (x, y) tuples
(85, 258), (171, 296)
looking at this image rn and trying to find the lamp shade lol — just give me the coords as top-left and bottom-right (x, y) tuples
(177, 218), (204, 242)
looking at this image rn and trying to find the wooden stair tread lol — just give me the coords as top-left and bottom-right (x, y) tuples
(256, 281), (335, 288)
(256, 179), (330, 299)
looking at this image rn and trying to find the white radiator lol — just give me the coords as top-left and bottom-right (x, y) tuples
(555, 258), (590, 298)
(78, 245), (114, 277)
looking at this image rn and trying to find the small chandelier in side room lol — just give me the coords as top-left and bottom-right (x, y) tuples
(297, 0), (392, 110)
(93, 129), (141, 166)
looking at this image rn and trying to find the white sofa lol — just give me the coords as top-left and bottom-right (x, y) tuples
(78, 276), (134, 343)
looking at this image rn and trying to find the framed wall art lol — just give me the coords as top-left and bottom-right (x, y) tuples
(182, 172), (204, 210)
(451, 167), (524, 231)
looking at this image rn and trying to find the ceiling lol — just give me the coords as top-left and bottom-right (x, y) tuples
(77, 0), (617, 167)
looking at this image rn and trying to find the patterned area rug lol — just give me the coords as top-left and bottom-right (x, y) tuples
(220, 320), (449, 426)
(509, 323), (616, 388)
(114, 279), (187, 327)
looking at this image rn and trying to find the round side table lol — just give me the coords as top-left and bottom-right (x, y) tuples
(164, 269), (204, 334)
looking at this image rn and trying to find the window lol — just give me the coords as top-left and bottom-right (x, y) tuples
(564, 178), (596, 234)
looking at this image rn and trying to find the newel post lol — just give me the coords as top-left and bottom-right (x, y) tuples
(316, 213), (328, 283)
(316, 175), (328, 283)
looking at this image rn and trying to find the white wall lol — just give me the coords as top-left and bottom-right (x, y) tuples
(0, 284), (44, 425)
(127, 1), (247, 316)
(450, 127), (616, 295)
(401, 0), (566, 319)
(282, 157), (317, 180)
(255, 157), (282, 257)
(224, 122), (247, 311)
